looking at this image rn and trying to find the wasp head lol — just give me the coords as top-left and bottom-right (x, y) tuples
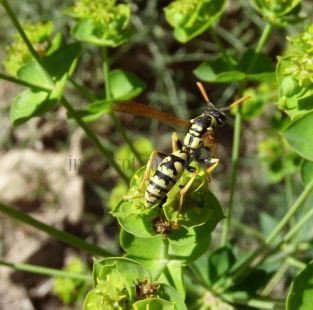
(205, 108), (227, 126)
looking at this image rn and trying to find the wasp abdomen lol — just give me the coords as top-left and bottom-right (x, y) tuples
(145, 150), (188, 207)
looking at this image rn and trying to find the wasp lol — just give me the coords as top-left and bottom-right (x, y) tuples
(114, 82), (249, 213)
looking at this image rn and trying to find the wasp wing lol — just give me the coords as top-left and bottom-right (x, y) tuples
(113, 100), (190, 129)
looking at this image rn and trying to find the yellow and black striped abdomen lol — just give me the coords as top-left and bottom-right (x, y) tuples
(145, 150), (188, 207)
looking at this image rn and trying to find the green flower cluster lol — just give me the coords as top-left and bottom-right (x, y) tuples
(67, 0), (125, 26)
(251, 0), (302, 25)
(283, 25), (313, 87)
(65, 0), (131, 47)
(3, 22), (59, 76)
(164, 0), (226, 43)
(276, 24), (313, 118)
(83, 258), (185, 309)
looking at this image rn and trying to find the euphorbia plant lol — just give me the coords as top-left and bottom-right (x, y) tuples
(0, 0), (313, 309)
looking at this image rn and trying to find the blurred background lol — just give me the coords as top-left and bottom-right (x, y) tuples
(0, 0), (312, 309)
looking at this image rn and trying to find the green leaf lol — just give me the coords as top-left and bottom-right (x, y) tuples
(158, 283), (187, 310)
(301, 161), (313, 186)
(17, 60), (52, 89)
(238, 49), (275, 76)
(109, 69), (146, 100)
(230, 269), (273, 293)
(120, 229), (165, 259)
(194, 52), (275, 83)
(193, 58), (244, 83)
(283, 111), (313, 161)
(164, 0), (226, 43)
(92, 257), (150, 288)
(77, 99), (112, 122)
(207, 247), (236, 284)
(10, 89), (50, 126)
(133, 298), (176, 310)
(43, 42), (81, 80)
(114, 201), (161, 237)
(287, 260), (313, 310)
(71, 18), (130, 47)
(260, 212), (278, 236)
(165, 261), (185, 300)
(164, 188), (222, 228)
(53, 258), (88, 304)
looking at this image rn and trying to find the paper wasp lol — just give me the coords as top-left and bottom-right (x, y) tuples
(114, 82), (249, 213)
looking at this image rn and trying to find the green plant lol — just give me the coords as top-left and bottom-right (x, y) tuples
(1, 0), (313, 309)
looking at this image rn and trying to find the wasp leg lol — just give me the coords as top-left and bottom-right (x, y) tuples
(172, 132), (183, 152)
(176, 158), (219, 221)
(123, 150), (166, 200)
(186, 165), (196, 173)
(204, 158), (219, 185)
(176, 170), (199, 220)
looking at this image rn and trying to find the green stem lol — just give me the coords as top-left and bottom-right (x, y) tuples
(261, 260), (289, 296)
(0, 72), (52, 91)
(221, 113), (242, 246)
(220, 22), (273, 247)
(286, 257), (306, 270)
(69, 78), (97, 101)
(102, 47), (144, 165)
(224, 294), (281, 309)
(232, 219), (264, 241)
(0, 259), (90, 281)
(228, 177), (313, 284)
(62, 97), (130, 183)
(209, 28), (233, 65)
(0, 0), (50, 80)
(255, 23), (272, 53)
(284, 206), (313, 242)
(0, 202), (114, 257)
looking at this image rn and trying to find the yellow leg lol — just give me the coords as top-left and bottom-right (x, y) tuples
(123, 150), (165, 200)
(204, 158), (219, 185)
(176, 158), (219, 220)
(172, 132), (182, 152)
(176, 169), (199, 218)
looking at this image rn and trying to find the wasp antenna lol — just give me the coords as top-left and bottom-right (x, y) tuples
(195, 81), (210, 103)
(220, 95), (251, 111)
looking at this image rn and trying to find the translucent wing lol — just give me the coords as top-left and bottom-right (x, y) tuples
(113, 100), (190, 129)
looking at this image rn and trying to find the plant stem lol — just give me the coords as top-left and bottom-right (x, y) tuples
(209, 28), (233, 65)
(227, 177), (313, 284)
(69, 77), (97, 101)
(102, 47), (144, 165)
(62, 97), (130, 183)
(261, 260), (289, 296)
(220, 22), (273, 247)
(255, 23), (272, 53)
(232, 219), (264, 241)
(0, 259), (90, 281)
(224, 294), (282, 309)
(0, 202), (114, 257)
(221, 113), (242, 245)
(0, 72), (52, 91)
(286, 257), (306, 270)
